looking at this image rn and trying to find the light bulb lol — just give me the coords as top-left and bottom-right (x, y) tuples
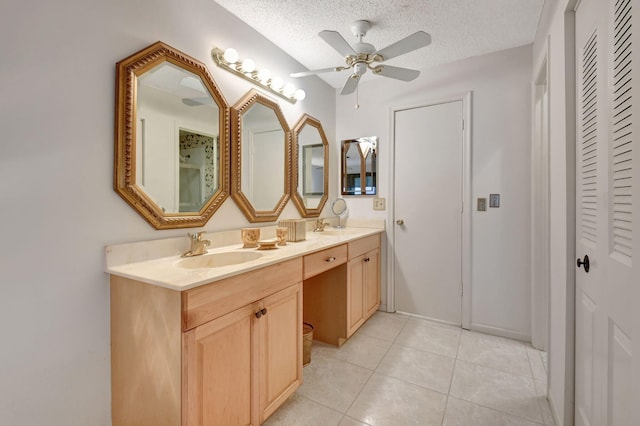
(294, 89), (306, 101)
(283, 83), (295, 97)
(257, 68), (271, 83)
(223, 48), (238, 64)
(241, 58), (255, 73)
(270, 77), (284, 91)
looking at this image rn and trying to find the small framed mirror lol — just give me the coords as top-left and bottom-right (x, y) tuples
(341, 136), (378, 195)
(291, 114), (329, 217)
(231, 90), (291, 222)
(114, 41), (230, 229)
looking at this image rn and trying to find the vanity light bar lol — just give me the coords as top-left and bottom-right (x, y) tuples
(211, 47), (306, 104)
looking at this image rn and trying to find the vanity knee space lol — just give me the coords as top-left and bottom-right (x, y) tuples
(302, 233), (380, 347)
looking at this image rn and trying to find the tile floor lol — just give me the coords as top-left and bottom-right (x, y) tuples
(265, 312), (554, 426)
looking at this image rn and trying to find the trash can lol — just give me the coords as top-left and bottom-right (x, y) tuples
(303, 322), (314, 366)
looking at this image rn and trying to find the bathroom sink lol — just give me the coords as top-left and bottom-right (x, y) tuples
(177, 251), (263, 269)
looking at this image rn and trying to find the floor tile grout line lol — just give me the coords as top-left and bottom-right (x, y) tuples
(338, 311), (411, 419)
(526, 344), (549, 424)
(288, 393), (347, 422)
(449, 394), (547, 425)
(440, 323), (464, 425)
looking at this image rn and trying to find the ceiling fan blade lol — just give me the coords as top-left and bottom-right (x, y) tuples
(290, 67), (342, 78)
(340, 74), (360, 95)
(319, 30), (356, 57)
(375, 31), (431, 61)
(374, 65), (420, 81)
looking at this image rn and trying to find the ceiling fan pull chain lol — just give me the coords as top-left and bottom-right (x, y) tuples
(355, 83), (360, 109)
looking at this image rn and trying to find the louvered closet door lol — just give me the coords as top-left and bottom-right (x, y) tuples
(574, 0), (638, 425)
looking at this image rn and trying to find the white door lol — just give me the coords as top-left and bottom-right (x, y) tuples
(574, 0), (638, 424)
(393, 100), (463, 324)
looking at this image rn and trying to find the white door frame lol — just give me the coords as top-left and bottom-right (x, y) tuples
(386, 92), (472, 329)
(531, 37), (551, 351)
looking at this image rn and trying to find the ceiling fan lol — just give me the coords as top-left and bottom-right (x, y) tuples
(291, 20), (431, 95)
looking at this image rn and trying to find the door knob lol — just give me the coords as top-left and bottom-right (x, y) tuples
(577, 255), (590, 273)
(396, 219), (404, 226)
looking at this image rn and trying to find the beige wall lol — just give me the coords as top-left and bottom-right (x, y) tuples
(0, 0), (336, 423)
(336, 45), (534, 340)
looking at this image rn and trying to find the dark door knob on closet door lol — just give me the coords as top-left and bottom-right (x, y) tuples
(577, 255), (590, 273)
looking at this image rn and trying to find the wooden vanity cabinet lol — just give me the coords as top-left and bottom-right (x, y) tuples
(111, 258), (303, 426)
(183, 282), (302, 425)
(347, 235), (381, 337)
(303, 233), (381, 346)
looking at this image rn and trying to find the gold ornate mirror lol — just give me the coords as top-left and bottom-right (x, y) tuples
(115, 41), (230, 229)
(291, 114), (328, 217)
(231, 90), (291, 222)
(341, 136), (378, 195)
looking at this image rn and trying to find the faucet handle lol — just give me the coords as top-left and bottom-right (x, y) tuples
(188, 231), (205, 240)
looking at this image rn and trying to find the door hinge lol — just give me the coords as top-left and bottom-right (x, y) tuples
(462, 119), (465, 130)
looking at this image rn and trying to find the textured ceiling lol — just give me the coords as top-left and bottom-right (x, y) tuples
(213, 0), (544, 89)
(215, 0), (544, 88)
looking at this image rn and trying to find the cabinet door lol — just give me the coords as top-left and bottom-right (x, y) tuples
(183, 303), (257, 426)
(364, 249), (380, 318)
(347, 255), (366, 337)
(257, 283), (303, 422)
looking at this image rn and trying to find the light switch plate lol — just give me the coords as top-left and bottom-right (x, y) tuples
(489, 194), (500, 208)
(373, 197), (386, 211)
(477, 198), (487, 211)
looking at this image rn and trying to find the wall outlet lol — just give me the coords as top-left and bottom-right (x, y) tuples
(373, 197), (386, 211)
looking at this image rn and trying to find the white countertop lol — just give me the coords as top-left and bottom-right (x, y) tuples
(106, 227), (383, 291)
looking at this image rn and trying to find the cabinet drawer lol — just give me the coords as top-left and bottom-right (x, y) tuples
(182, 258), (302, 330)
(348, 234), (380, 259)
(303, 244), (347, 279)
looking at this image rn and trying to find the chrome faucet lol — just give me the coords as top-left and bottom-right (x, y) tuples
(313, 218), (328, 232)
(182, 232), (210, 257)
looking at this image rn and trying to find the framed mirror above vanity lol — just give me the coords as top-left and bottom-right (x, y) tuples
(114, 41), (230, 229)
(341, 136), (378, 196)
(291, 114), (328, 217)
(231, 89), (292, 222)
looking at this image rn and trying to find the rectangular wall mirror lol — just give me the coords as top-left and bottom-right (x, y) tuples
(341, 136), (378, 195)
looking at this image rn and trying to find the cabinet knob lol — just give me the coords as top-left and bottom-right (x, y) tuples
(255, 310), (262, 318)
(364, 258), (370, 263)
(396, 219), (404, 226)
(325, 256), (337, 263)
(255, 308), (268, 318)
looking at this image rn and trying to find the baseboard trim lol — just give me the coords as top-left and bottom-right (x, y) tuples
(395, 311), (461, 328)
(470, 323), (531, 342)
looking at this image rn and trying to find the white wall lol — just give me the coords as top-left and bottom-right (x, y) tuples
(336, 45), (533, 339)
(532, 0), (576, 424)
(0, 0), (335, 424)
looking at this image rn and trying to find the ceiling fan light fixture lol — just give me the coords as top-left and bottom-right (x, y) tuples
(292, 20), (431, 96)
